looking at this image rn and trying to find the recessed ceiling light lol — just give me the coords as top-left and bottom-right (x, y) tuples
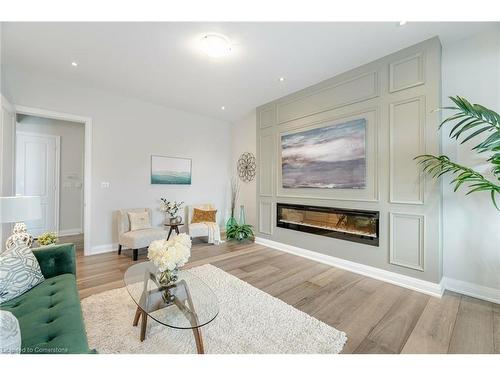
(71, 61), (78, 67)
(398, 21), (407, 26)
(279, 77), (286, 82)
(221, 106), (226, 110)
(200, 34), (232, 58)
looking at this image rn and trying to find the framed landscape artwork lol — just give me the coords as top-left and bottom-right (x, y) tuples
(151, 155), (192, 185)
(281, 118), (367, 189)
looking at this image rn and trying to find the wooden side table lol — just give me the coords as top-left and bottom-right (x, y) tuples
(164, 222), (183, 240)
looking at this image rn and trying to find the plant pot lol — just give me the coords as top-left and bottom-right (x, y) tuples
(169, 216), (182, 224)
(226, 216), (237, 232)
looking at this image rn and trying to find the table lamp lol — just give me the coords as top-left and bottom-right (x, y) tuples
(0, 196), (42, 251)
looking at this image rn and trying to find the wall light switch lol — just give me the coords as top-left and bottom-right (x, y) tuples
(100, 182), (110, 189)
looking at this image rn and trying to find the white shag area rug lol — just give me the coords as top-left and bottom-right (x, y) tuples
(81, 264), (347, 354)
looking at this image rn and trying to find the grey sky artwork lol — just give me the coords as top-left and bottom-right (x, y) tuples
(281, 119), (366, 189)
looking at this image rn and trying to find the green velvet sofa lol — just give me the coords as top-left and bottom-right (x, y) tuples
(0, 243), (94, 354)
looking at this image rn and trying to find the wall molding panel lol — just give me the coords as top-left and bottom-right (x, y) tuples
(258, 133), (274, 197)
(275, 108), (379, 203)
(389, 212), (425, 271)
(389, 96), (426, 205)
(258, 201), (273, 235)
(389, 52), (425, 93)
(276, 71), (379, 124)
(259, 105), (275, 129)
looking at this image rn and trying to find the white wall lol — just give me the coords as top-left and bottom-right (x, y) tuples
(441, 25), (500, 296)
(4, 67), (232, 252)
(231, 111), (257, 227)
(17, 115), (85, 234)
(0, 22), (2, 93)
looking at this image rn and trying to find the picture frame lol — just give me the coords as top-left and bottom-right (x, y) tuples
(281, 118), (367, 189)
(151, 155), (192, 185)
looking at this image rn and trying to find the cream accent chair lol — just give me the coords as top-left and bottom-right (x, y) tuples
(186, 203), (220, 244)
(117, 208), (167, 261)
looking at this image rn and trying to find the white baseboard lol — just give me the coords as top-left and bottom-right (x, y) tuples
(90, 243), (118, 255)
(58, 228), (83, 236)
(443, 277), (500, 304)
(255, 237), (444, 298)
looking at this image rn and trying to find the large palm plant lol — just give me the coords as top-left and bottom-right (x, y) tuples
(416, 96), (500, 209)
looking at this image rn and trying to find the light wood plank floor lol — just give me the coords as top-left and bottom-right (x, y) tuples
(61, 234), (500, 354)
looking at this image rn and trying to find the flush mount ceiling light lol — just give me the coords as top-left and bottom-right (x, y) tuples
(221, 106), (226, 110)
(200, 33), (232, 58)
(71, 61), (78, 67)
(279, 77), (286, 82)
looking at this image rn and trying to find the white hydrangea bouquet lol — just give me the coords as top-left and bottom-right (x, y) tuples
(147, 233), (192, 289)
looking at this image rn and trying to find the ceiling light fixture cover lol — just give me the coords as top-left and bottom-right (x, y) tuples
(200, 33), (232, 58)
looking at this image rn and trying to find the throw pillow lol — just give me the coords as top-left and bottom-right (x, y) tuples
(0, 243), (45, 304)
(191, 208), (217, 223)
(128, 211), (151, 231)
(0, 310), (21, 354)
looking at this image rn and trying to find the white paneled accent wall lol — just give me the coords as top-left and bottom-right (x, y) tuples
(256, 38), (443, 285)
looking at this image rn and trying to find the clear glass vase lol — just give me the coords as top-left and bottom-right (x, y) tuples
(226, 216), (237, 232)
(239, 205), (246, 225)
(157, 268), (179, 304)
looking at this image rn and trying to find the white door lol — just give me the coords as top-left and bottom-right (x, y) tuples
(16, 132), (60, 236)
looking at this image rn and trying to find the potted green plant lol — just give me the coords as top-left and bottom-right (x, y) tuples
(416, 96), (500, 208)
(226, 223), (254, 242)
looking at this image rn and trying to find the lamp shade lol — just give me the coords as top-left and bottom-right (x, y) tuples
(0, 196), (42, 224)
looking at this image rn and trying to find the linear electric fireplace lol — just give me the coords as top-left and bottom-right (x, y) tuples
(277, 203), (379, 246)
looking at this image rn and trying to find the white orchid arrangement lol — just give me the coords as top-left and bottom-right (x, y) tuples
(160, 198), (184, 218)
(147, 233), (192, 272)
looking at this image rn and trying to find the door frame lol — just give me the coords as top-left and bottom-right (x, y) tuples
(16, 131), (61, 236)
(14, 105), (93, 255)
(1, 95), (16, 245)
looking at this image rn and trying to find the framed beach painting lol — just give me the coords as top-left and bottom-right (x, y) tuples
(151, 155), (192, 185)
(281, 118), (367, 189)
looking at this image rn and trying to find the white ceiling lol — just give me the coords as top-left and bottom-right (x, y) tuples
(2, 22), (496, 123)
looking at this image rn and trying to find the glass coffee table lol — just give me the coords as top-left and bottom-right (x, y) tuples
(124, 262), (219, 354)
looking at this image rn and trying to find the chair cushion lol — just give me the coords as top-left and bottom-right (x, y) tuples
(128, 211), (151, 231)
(191, 208), (217, 224)
(119, 228), (167, 249)
(0, 243), (45, 304)
(188, 223), (210, 237)
(0, 273), (91, 354)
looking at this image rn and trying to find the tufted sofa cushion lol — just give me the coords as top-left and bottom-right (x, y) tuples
(0, 273), (91, 354)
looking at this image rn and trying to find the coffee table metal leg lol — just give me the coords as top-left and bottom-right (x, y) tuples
(140, 311), (148, 342)
(133, 306), (141, 327)
(192, 326), (204, 354)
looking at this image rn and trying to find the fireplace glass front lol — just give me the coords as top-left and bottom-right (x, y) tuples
(277, 203), (379, 246)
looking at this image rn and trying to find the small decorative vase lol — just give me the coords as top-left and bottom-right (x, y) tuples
(157, 268), (179, 303)
(226, 216), (237, 232)
(169, 215), (182, 224)
(239, 205), (246, 225)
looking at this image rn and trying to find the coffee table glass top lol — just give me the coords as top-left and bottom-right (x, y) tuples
(124, 262), (219, 329)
